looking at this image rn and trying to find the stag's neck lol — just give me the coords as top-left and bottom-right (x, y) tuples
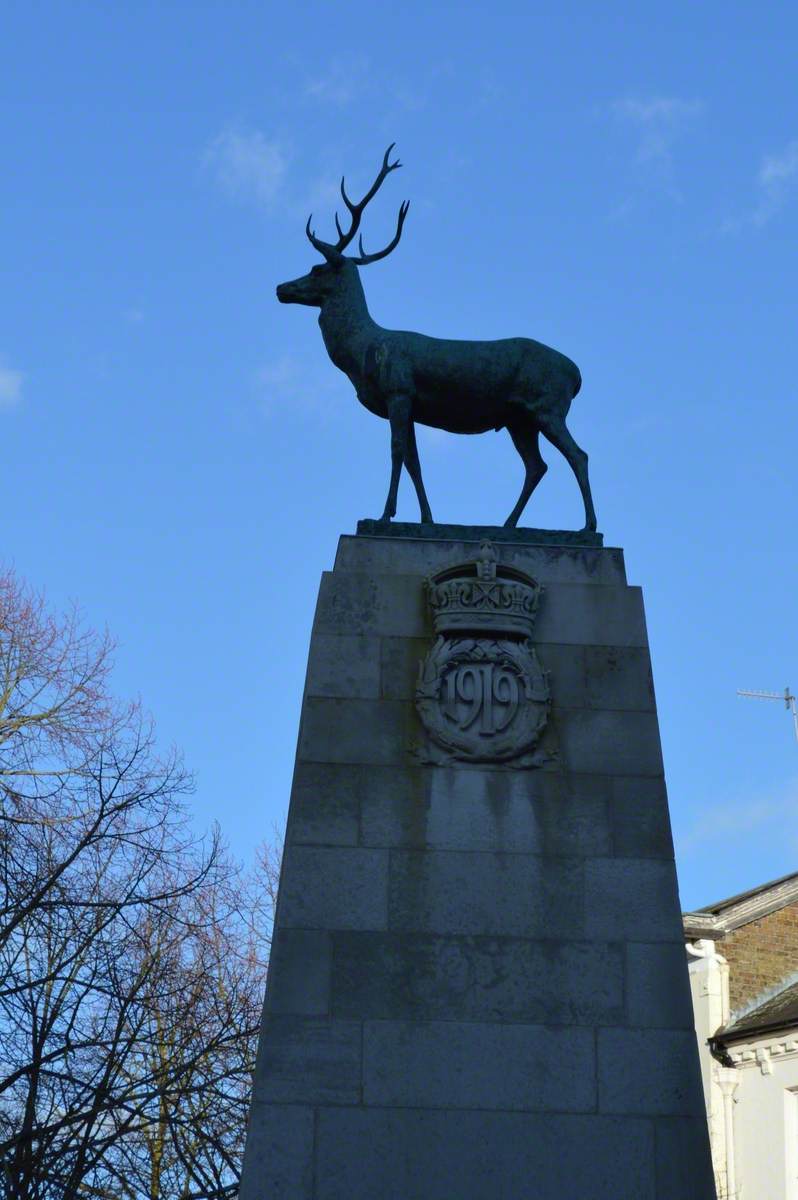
(318, 277), (379, 379)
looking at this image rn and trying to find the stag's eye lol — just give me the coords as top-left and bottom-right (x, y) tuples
(310, 265), (323, 276)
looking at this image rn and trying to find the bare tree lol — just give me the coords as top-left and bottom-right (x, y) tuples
(0, 569), (278, 1198)
(103, 846), (278, 1200)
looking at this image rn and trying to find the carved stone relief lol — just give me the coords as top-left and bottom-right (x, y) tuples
(415, 543), (550, 766)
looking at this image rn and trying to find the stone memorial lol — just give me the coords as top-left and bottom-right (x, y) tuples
(239, 149), (716, 1198)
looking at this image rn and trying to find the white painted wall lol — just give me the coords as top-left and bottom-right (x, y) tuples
(688, 938), (798, 1200)
(688, 940), (732, 1195)
(727, 1037), (798, 1200)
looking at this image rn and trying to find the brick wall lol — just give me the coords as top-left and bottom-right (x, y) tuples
(722, 902), (798, 1012)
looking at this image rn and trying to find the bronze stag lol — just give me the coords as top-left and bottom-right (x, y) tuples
(276, 146), (597, 531)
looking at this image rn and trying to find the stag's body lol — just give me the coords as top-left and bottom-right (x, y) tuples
(277, 146), (597, 531)
(367, 333), (582, 436)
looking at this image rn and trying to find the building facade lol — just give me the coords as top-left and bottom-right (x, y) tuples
(686, 873), (798, 1199)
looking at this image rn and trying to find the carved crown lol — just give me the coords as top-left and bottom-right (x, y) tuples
(426, 542), (542, 638)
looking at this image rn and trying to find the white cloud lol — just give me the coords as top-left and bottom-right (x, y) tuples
(256, 355), (302, 400)
(754, 139), (798, 226)
(721, 138), (798, 233)
(254, 354), (348, 419)
(304, 56), (370, 107)
(0, 360), (23, 410)
(610, 95), (703, 205)
(203, 127), (287, 208)
(612, 96), (703, 126)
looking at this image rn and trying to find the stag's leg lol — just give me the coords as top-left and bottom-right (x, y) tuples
(379, 395), (412, 522)
(404, 421), (434, 523)
(538, 413), (597, 532)
(504, 423), (547, 528)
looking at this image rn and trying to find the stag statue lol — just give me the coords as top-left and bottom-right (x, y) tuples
(276, 146), (597, 531)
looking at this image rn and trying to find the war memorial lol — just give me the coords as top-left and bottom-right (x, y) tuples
(239, 148), (716, 1199)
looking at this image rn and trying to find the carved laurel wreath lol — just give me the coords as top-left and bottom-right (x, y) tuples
(415, 635), (549, 763)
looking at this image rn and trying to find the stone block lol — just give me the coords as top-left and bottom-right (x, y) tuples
(379, 635), (427, 700)
(265, 929), (331, 1016)
(611, 776), (674, 858)
(363, 1018), (596, 1111)
(252, 1016), (361, 1105)
(534, 583), (647, 647)
(331, 931), (624, 1025)
(585, 858), (682, 942)
(555, 708), (664, 776)
(287, 762), (361, 846)
(305, 633), (382, 699)
(626, 942), (696, 1031)
(297, 697), (413, 766)
(238, 1103), (314, 1200)
(316, 1109), (655, 1200)
(333, 533), (629, 587)
(543, 643), (655, 712)
(389, 849), (585, 937)
(360, 767), (612, 855)
(655, 1117), (717, 1198)
(383, 637), (656, 713)
(279, 846), (388, 931)
(598, 1028), (707, 1116)
(314, 571), (428, 637)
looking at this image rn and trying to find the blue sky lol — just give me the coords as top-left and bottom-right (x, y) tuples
(3, 1), (797, 910)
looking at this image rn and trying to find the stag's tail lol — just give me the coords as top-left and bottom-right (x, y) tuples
(571, 366), (582, 398)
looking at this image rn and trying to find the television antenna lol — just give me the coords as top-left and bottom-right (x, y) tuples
(737, 686), (798, 743)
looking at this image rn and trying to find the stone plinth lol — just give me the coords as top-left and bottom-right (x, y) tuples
(240, 530), (716, 1200)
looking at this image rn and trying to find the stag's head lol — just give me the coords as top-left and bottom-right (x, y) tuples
(276, 145), (409, 308)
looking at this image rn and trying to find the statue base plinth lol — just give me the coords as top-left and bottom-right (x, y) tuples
(240, 531), (715, 1200)
(356, 518), (603, 546)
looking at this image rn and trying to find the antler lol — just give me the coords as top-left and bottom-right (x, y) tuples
(349, 199), (410, 266)
(305, 144), (409, 264)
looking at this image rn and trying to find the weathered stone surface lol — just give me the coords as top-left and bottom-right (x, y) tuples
(655, 1117), (718, 1199)
(279, 846), (388, 931)
(610, 776), (675, 858)
(388, 849), (584, 938)
(297, 697), (412, 766)
(315, 572), (646, 647)
(266, 930), (331, 1016)
(336, 532), (627, 585)
(382, 637), (655, 713)
(378, 635), (427, 700)
(597, 1028), (707, 1116)
(360, 768), (612, 856)
(555, 708), (664, 776)
(239, 1104), (314, 1200)
(305, 633), (382, 699)
(287, 762), (361, 846)
(331, 932), (624, 1025)
(543, 643), (655, 712)
(251, 1016), (361, 1106)
(314, 571), (428, 638)
(315, 1109), (656, 1200)
(585, 858), (682, 941)
(363, 1019), (596, 1110)
(240, 532), (715, 1200)
(289, 763), (612, 859)
(534, 583), (648, 647)
(626, 942), (696, 1030)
